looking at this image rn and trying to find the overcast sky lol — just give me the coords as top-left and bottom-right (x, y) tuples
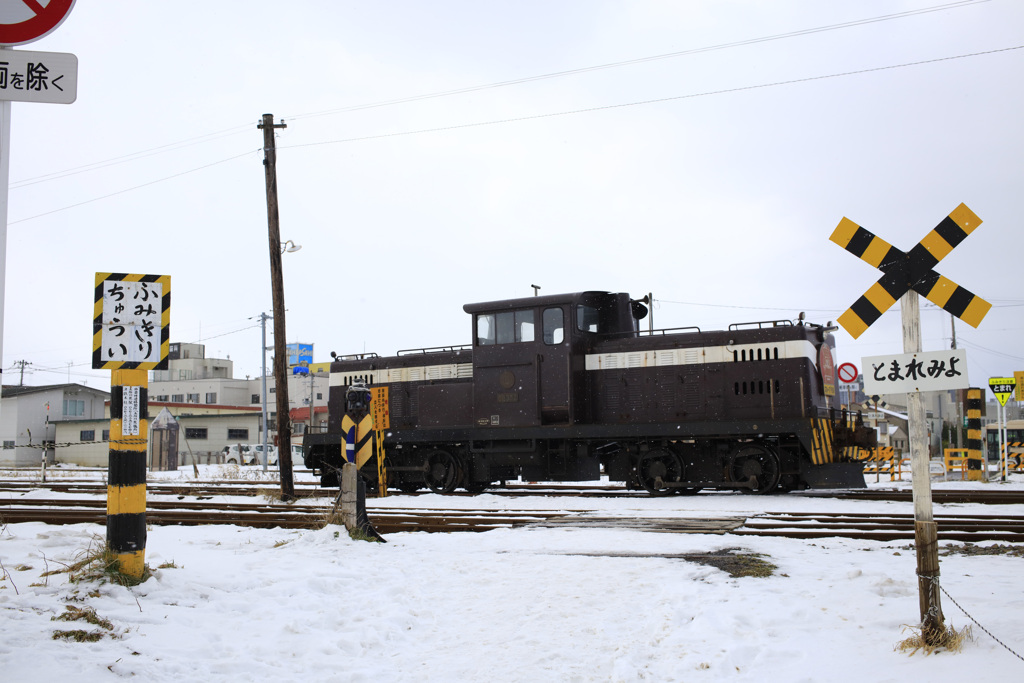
(3, 0), (1022, 393)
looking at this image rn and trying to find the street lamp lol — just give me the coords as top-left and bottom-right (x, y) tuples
(280, 240), (301, 254)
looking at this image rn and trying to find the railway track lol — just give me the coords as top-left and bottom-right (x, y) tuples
(3, 478), (1024, 505)
(4, 497), (1024, 541)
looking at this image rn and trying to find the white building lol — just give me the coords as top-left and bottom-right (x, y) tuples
(1, 383), (109, 467)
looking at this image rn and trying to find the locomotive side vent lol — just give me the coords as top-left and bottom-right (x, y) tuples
(734, 379), (781, 396)
(733, 346), (781, 362)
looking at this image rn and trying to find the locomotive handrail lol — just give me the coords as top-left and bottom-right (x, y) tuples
(330, 352), (380, 360)
(397, 344), (473, 356)
(638, 326), (702, 336)
(728, 320), (794, 330)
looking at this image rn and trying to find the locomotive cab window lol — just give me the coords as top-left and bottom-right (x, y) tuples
(577, 304), (601, 333)
(476, 310), (535, 346)
(543, 307), (564, 345)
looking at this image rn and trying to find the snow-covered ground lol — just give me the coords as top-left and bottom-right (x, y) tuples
(2, 467), (1023, 681)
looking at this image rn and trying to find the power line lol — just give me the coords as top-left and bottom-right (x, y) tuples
(10, 126), (252, 189)
(281, 45), (1024, 152)
(283, 0), (990, 123)
(7, 1), (990, 190)
(657, 299), (839, 313)
(9, 149), (257, 225)
(10, 44), (1020, 224)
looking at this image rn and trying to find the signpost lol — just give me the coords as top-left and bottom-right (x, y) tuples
(0, 0), (77, 425)
(830, 203), (992, 645)
(94, 273), (171, 579)
(989, 377), (1017, 482)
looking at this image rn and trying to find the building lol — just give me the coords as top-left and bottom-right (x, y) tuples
(148, 341), (330, 439)
(52, 401), (262, 467)
(1, 383), (109, 467)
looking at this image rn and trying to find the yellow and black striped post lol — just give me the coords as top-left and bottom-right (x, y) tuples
(108, 369), (149, 578)
(966, 388), (984, 482)
(93, 272), (170, 579)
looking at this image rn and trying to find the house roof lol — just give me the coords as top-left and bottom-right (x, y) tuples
(1, 383), (109, 399)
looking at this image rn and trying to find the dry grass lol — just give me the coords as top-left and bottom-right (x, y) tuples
(51, 605), (117, 642)
(43, 536), (150, 587)
(895, 623), (973, 656)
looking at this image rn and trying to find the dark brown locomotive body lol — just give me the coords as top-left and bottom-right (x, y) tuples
(304, 291), (873, 494)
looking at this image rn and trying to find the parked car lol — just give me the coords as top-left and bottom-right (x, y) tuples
(222, 444), (253, 465)
(248, 443), (278, 466)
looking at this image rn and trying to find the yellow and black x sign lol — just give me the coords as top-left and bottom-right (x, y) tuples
(830, 203), (991, 339)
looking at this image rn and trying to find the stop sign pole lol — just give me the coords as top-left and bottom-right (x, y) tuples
(0, 0), (78, 405)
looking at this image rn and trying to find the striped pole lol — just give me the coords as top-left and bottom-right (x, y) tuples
(966, 388), (983, 482)
(108, 368), (148, 578)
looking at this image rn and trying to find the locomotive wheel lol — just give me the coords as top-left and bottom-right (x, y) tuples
(732, 445), (781, 494)
(636, 448), (683, 496)
(397, 483), (422, 494)
(464, 481), (490, 494)
(423, 450), (460, 494)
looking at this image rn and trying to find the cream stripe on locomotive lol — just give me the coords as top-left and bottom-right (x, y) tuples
(584, 340), (818, 371)
(329, 362), (474, 387)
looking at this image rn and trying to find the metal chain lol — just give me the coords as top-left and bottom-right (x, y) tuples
(920, 573), (1024, 662)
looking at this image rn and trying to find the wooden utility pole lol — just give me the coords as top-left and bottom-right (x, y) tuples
(258, 113), (295, 501)
(902, 291), (944, 641)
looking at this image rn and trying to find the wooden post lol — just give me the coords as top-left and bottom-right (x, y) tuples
(258, 113), (295, 500)
(107, 368), (148, 578)
(901, 291), (944, 640)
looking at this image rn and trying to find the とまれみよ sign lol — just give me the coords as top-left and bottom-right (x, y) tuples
(862, 349), (968, 395)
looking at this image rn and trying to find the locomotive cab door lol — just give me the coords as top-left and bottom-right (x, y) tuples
(471, 307), (544, 428)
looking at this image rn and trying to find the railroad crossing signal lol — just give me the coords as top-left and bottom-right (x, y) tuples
(829, 203), (991, 339)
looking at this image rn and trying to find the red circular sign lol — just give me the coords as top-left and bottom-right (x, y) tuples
(837, 362), (858, 383)
(0, 0), (76, 46)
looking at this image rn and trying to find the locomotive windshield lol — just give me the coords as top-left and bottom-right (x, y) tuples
(476, 310), (535, 345)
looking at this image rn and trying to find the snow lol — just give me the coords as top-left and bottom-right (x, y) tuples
(2, 469), (1023, 681)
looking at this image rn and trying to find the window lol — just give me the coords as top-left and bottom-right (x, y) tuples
(251, 394), (260, 404)
(476, 310), (535, 346)
(102, 430), (110, 441)
(63, 399), (85, 417)
(316, 393), (323, 400)
(171, 394), (184, 403)
(184, 428), (208, 439)
(3, 440), (14, 449)
(543, 308), (564, 345)
(80, 430), (95, 441)
(577, 304), (600, 333)
(187, 393), (200, 403)
(227, 428), (248, 440)
(155, 395), (169, 402)
(205, 392), (217, 404)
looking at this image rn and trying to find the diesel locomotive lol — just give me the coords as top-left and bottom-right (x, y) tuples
(304, 290), (874, 495)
